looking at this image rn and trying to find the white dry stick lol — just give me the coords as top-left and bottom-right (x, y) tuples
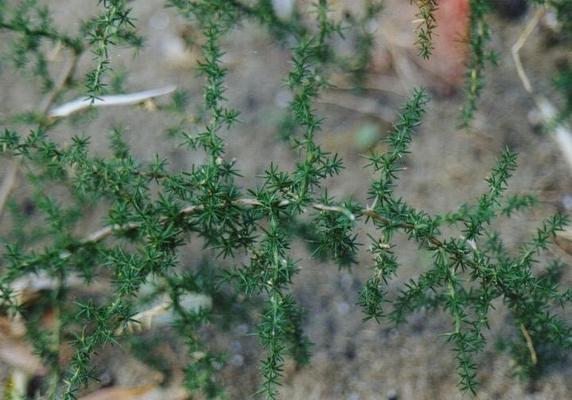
(39, 51), (81, 115)
(512, 11), (569, 365)
(0, 272), (106, 308)
(512, 9), (545, 95)
(48, 85), (177, 118)
(512, 8), (572, 173)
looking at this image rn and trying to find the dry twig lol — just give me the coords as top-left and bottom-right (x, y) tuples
(61, 198), (356, 254)
(48, 85), (177, 119)
(0, 160), (19, 219)
(512, 7), (572, 173)
(39, 50), (81, 116)
(512, 9), (545, 95)
(520, 323), (538, 365)
(1, 48), (82, 219)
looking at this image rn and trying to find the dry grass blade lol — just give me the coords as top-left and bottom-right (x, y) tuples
(48, 85), (177, 118)
(536, 97), (572, 172)
(0, 159), (19, 219)
(39, 50), (81, 116)
(115, 293), (212, 335)
(519, 323), (538, 366)
(79, 384), (158, 400)
(511, 7), (572, 172)
(512, 8), (545, 95)
(6, 272), (105, 306)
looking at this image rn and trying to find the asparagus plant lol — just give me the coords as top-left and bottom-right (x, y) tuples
(0, 0), (571, 399)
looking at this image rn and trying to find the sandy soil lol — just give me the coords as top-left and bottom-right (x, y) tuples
(1, 1), (571, 399)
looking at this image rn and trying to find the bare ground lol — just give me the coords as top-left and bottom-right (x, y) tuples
(1, 1), (572, 399)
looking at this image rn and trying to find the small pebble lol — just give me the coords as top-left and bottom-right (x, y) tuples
(387, 389), (399, 400)
(562, 194), (572, 211)
(230, 354), (244, 367)
(272, 0), (295, 21)
(230, 340), (242, 353)
(234, 323), (249, 335)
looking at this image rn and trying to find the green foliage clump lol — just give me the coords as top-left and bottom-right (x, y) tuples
(411, 0), (439, 59)
(0, 1), (571, 399)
